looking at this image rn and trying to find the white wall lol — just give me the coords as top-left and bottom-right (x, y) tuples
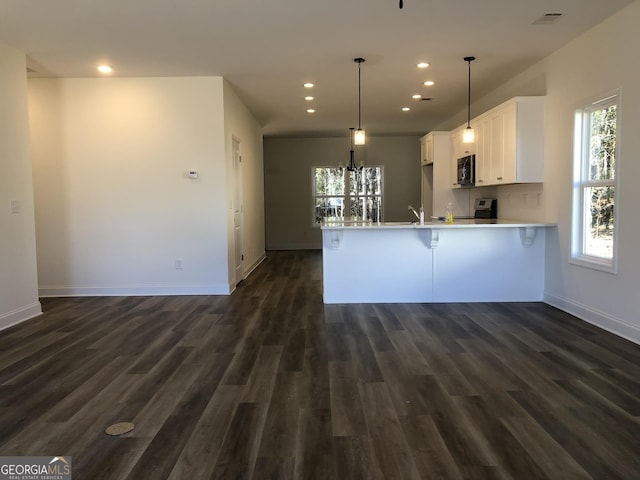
(541, 2), (640, 343)
(264, 136), (420, 250)
(0, 43), (41, 329)
(28, 77), (234, 295)
(223, 80), (266, 282)
(434, 2), (640, 343)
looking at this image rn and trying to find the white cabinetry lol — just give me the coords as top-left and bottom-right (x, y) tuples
(420, 133), (433, 165)
(420, 134), (435, 217)
(473, 96), (544, 186)
(429, 131), (470, 217)
(474, 120), (488, 185)
(450, 127), (475, 189)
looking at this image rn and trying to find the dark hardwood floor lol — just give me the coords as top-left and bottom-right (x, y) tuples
(0, 250), (639, 479)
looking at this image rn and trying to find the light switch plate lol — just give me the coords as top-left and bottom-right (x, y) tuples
(10, 199), (20, 214)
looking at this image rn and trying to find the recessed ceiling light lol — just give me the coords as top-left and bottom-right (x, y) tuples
(307, 109), (316, 113)
(417, 62), (429, 69)
(402, 107), (411, 111)
(305, 96), (314, 101)
(303, 83), (314, 88)
(412, 94), (422, 99)
(97, 65), (113, 74)
(424, 80), (435, 86)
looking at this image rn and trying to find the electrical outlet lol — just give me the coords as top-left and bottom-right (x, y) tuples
(175, 258), (184, 270)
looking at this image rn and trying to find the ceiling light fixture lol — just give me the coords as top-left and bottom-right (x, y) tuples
(417, 62), (429, 69)
(307, 109), (316, 113)
(463, 56), (476, 144)
(354, 57), (366, 145)
(424, 80), (435, 86)
(303, 83), (314, 88)
(305, 96), (314, 101)
(97, 65), (113, 74)
(402, 107), (410, 111)
(412, 94), (422, 99)
(347, 127), (361, 172)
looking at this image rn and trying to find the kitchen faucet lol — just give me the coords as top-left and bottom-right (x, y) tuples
(408, 205), (420, 221)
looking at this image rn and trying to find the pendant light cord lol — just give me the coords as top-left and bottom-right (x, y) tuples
(467, 60), (471, 127)
(358, 61), (362, 130)
(464, 56), (475, 128)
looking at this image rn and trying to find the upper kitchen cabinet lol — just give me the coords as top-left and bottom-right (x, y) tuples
(450, 126), (475, 165)
(474, 96), (545, 186)
(450, 127), (475, 189)
(420, 133), (434, 165)
(428, 131), (470, 217)
(474, 120), (489, 186)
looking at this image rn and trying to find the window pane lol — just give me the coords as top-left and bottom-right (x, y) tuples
(349, 167), (382, 195)
(584, 186), (614, 258)
(349, 196), (382, 222)
(315, 168), (345, 196)
(314, 196), (345, 224)
(589, 105), (616, 181)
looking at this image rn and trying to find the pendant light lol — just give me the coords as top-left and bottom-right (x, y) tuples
(347, 127), (358, 172)
(463, 56), (476, 144)
(354, 57), (366, 145)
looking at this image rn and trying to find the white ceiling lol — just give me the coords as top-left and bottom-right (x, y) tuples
(0, 0), (633, 137)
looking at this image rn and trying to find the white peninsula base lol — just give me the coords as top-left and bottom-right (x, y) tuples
(321, 221), (552, 304)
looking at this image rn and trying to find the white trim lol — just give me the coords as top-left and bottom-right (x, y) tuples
(267, 243), (321, 250)
(568, 255), (616, 274)
(544, 292), (639, 345)
(0, 302), (43, 332)
(39, 283), (232, 297)
(244, 252), (266, 278)
(570, 89), (620, 273)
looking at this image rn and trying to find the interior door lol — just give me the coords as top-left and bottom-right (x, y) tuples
(232, 137), (243, 285)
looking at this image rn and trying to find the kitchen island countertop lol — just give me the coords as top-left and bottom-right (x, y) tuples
(321, 218), (555, 229)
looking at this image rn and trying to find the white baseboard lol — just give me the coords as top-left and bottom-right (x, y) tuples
(39, 283), (231, 297)
(244, 252), (266, 278)
(266, 243), (321, 250)
(544, 292), (640, 345)
(0, 301), (43, 332)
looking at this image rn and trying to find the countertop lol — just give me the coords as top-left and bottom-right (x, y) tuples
(321, 219), (555, 230)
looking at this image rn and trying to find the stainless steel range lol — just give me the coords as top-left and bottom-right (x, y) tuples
(473, 198), (497, 219)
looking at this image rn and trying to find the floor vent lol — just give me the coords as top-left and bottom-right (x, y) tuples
(105, 422), (135, 436)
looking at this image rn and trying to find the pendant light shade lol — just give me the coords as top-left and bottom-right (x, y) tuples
(463, 56), (476, 144)
(463, 126), (475, 143)
(354, 57), (366, 145)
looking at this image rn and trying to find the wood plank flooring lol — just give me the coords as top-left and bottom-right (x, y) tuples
(0, 250), (639, 479)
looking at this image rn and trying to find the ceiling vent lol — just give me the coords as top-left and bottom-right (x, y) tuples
(532, 12), (564, 25)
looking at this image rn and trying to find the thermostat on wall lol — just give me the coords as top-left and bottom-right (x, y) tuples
(187, 170), (199, 179)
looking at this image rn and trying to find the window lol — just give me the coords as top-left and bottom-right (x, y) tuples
(571, 90), (620, 272)
(312, 166), (383, 225)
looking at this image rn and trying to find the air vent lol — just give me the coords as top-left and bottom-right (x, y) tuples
(532, 12), (564, 25)
(420, 97), (433, 101)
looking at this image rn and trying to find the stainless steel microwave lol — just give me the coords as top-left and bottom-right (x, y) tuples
(457, 154), (475, 186)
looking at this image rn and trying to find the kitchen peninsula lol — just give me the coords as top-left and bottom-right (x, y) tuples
(321, 220), (554, 304)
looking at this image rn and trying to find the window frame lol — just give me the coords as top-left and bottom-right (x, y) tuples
(570, 89), (621, 274)
(311, 166), (384, 227)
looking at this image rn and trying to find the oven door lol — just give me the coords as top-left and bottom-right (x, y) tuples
(457, 155), (475, 186)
